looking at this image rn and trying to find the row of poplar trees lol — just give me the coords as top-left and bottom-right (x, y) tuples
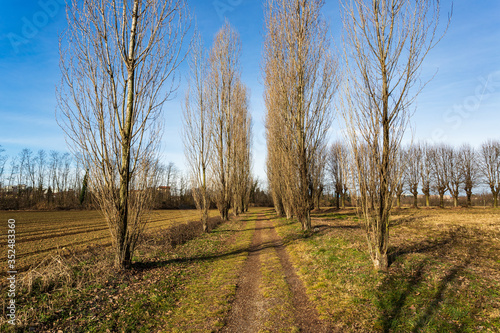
(264, 0), (338, 232)
(57, 0), (252, 270)
(264, 0), (447, 271)
(58, 0), (252, 270)
(183, 23), (253, 232)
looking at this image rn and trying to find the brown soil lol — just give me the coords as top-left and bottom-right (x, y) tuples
(222, 213), (331, 332)
(222, 215), (266, 332)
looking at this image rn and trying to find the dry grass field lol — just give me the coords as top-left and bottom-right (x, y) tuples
(274, 206), (500, 331)
(0, 209), (219, 273)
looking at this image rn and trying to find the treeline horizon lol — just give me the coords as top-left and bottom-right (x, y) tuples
(325, 139), (500, 209)
(0, 146), (272, 211)
(3, 138), (500, 211)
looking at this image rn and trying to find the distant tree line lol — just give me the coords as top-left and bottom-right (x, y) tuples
(325, 140), (500, 209)
(0, 146), (181, 210)
(0, 145), (270, 211)
(0, 147), (84, 210)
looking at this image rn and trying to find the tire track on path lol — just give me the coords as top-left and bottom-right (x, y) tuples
(222, 214), (266, 332)
(267, 215), (331, 332)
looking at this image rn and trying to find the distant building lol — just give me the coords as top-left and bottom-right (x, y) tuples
(430, 194), (452, 200)
(157, 186), (171, 196)
(417, 194), (452, 200)
(2, 184), (27, 193)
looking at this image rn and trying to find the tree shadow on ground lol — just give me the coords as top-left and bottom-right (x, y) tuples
(389, 213), (429, 227)
(211, 225), (276, 234)
(133, 218), (305, 272)
(378, 228), (473, 332)
(313, 210), (359, 220)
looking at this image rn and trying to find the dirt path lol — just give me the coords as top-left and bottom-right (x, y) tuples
(221, 215), (265, 332)
(222, 213), (330, 332)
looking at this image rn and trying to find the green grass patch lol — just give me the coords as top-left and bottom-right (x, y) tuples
(163, 215), (256, 332)
(258, 224), (298, 333)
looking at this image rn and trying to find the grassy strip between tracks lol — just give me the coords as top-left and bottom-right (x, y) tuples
(258, 218), (297, 333)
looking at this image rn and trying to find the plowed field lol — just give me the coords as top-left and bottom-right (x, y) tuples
(0, 209), (217, 272)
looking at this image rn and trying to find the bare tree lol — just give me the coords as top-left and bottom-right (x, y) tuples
(231, 81), (252, 215)
(0, 146), (7, 191)
(429, 145), (449, 208)
(17, 149), (29, 189)
(16, 148), (34, 206)
(165, 162), (178, 189)
(394, 148), (406, 208)
(265, 128), (291, 217)
(480, 139), (500, 208)
(49, 151), (61, 193)
(183, 32), (213, 231)
(35, 149), (47, 194)
(328, 141), (350, 209)
(178, 173), (189, 205)
(72, 152), (86, 198)
(57, 0), (190, 269)
(207, 22), (246, 221)
(311, 144), (327, 210)
(443, 145), (462, 207)
(459, 144), (478, 207)
(263, 0), (337, 231)
(340, 0), (447, 270)
(405, 144), (421, 208)
(7, 157), (19, 189)
(264, 50), (296, 220)
(59, 153), (72, 204)
(21, 149), (36, 190)
(420, 143), (432, 207)
(327, 141), (344, 209)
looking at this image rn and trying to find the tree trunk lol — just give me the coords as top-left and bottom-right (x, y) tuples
(375, 58), (390, 272)
(115, 0), (139, 270)
(202, 207), (208, 232)
(341, 192), (346, 209)
(299, 148), (311, 231)
(302, 209), (311, 231)
(241, 197), (246, 214)
(222, 205), (229, 221)
(202, 194), (208, 233)
(439, 192), (444, 208)
(202, 166), (208, 233)
(453, 196), (458, 207)
(425, 193), (430, 207)
(117, 169), (131, 269)
(397, 194), (401, 208)
(336, 192), (340, 209)
(466, 190), (472, 207)
(413, 193), (418, 208)
(273, 195), (284, 216)
(374, 247), (388, 272)
(285, 204), (293, 220)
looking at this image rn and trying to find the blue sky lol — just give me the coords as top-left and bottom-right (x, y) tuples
(0, 0), (499, 184)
